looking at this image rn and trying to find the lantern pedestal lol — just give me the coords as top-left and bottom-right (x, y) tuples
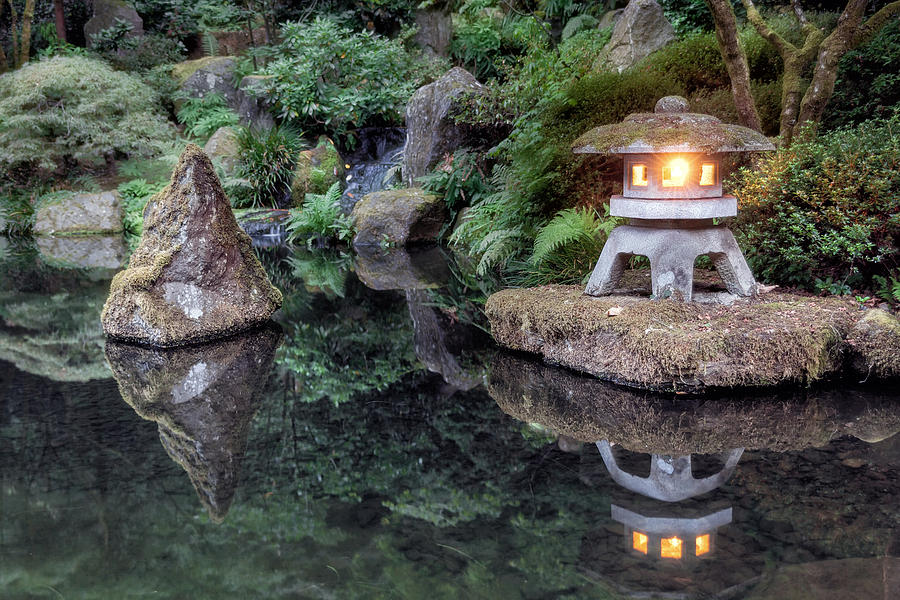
(584, 221), (756, 301)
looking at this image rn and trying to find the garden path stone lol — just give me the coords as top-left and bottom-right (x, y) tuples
(351, 188), (447, 248)
(101, 144), (282, 347)
(402, 67), (485, 186)
(595, 0), (675, 73)
(33, 191), (123, 235)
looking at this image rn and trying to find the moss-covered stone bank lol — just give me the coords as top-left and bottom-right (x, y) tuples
(485, 277), (900, 391)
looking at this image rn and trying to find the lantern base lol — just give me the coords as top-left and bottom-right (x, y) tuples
(584, 223), (756, 301)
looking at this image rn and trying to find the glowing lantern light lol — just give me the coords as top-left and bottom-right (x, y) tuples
(660, 536), (683, 559)
(699, 162), (716, 187)
(631, 164), (648, 187)
(661, 158), (688, 187)
(633, 531), (649, 554)
(696, 534), (710, 556)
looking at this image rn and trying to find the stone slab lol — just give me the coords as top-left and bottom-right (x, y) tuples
(610, 195), (736, 219)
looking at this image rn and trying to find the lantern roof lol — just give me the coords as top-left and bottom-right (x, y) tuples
(572, 96), (775, 155)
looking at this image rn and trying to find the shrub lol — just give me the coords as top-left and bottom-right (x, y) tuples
(119, 178), (166, 236)
(234, 124), (305, 208)
(257, 17), (444, 143)
(0, 56), (175, 174)
(731, 115), (900, 291)
(176, 93), (239, 139)
(95, 33), (187, 72)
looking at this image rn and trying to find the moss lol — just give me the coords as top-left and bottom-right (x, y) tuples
(170, 56), (233, 87)
(485, 280), (860, 391)
(848, 309), (900, 378)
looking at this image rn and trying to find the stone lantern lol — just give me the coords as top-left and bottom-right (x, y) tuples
(572, 96), (775, 301)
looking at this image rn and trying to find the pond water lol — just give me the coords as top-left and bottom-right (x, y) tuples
(1, 239), (898, 599)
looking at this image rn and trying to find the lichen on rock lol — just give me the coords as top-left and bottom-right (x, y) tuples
(101, 144), (282, 347)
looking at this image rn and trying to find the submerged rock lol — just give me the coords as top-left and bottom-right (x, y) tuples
(351, 188), (447, 248)
(485, 281), (900, 390)
(402, 67), (485, 186)
(595, 0), (675, 73)
(101, 144), (282, 347)
(106, 325), (281, 522)
(33, 191), (123, 235)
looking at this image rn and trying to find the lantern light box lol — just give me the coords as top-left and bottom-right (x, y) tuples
(572, 96), (775, 301)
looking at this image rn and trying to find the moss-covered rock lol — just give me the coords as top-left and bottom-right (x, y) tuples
(101, 144), (282, 347)
(84, 0), (143, 48)
(484, 281), (885, 391)
(32, 191), (124, 236)
(847, 308), (900, 379)
(202, 126), (241, 176)
(351, 188), (447, 248)
(173, 57), (238, 110)
(290, 136), (343, 204)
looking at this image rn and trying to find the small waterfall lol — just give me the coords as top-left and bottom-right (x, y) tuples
(340, 127), (406, 212)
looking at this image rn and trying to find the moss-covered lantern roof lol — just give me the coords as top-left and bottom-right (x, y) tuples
(572, 96), (775, 155)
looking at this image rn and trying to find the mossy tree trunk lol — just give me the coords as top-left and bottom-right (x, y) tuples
(705, 0), (763, 133)
(708, 0), (900, 146)
(3, 0), (36, 69)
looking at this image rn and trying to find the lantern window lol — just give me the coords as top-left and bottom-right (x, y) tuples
(661, 159), (688, 187)
(696, 534), (710, 556)
(699, 162), (716, 186)
(660, 536), (683, 559)
(632, 531), (648, 554)
(631, 164), (648, 187)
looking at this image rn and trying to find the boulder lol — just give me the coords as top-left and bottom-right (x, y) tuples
(351, 188), (447, 248)
(414, 8), (452, 57)
(174, 56), (239, 109)
(848, 308), (900, 379)
(402, 67), (485, 186)
(484, 280), (891, 391)
(202, 126), (241, 176)
(84, 0), (143, 48)
(33, 191), (123, 235)
(598, 8), (625, 30)
(290, 137), (343, 204)
(235, 75), (275, 129)
(594, 0), (675, 73)
(101, 144), (282, 347)
(106, 325), (281, 522)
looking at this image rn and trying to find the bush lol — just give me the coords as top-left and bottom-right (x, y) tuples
(95, 33), (187, 72)
(257, 17), (444, 143)
(234, 124), (305, 208)
(0, 56), (175, 174)
(732, 114), (900, 291)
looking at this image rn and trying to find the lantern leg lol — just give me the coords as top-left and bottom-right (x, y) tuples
(584, 226), (632, 295)
(707, 230), (756, 297)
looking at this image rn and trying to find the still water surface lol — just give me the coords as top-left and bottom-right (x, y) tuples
(1, 241), (898, 599)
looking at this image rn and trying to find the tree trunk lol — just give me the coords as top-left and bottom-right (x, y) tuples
(0, 1), (7, 73)
(19, 0), (35, 67)
(795, 0), (900, 135)
(7, 0), (19, 68)
(704, 0), (763, 132)
(54, 0), (67, 43)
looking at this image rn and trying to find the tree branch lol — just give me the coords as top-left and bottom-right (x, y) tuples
(741, 0), (793, 55)
(791, 0), (809, 25)
(854, 1), (900, 47)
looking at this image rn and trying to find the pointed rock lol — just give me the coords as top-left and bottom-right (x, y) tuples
(101, 144), (282, 347)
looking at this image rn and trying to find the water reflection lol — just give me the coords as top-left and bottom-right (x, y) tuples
(105, 325), (282, 522)
(488, 351), (900, 598)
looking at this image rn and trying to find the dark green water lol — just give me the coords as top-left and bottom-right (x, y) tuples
(1, 241), (898, 599)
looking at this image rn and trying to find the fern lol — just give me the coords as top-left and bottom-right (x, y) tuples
(286, 181), (353, 247)
(873, 273), (900, 303)
(176, 94), (239, 139)
(475, 227), (526, 276)
(201, 31), (219, 57)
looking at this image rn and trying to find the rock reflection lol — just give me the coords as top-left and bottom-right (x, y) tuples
(488, 351), (900, 598)
(106, 325), (282, 522)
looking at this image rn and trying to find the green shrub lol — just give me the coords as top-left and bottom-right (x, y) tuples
(234, 124), (305, 208)
(119, 178), (166, 236)
(176, 93), (239, 139)
(732, 115), (900, 291)
(286, 181), (354, 247)
(258, 17), (444, 143)
(95, 33), (187, 72)
(0, 56), (175, 174)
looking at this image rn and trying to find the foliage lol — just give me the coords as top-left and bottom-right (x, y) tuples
(258, 16), (444, 142)
(526, 206), (621, 285)
(872, 273), (900, 304)
(419, 150), (493, 213)
(286, 181), (354, 247)
(823, 20), (900, 131)
(0, 55), (174, 173)
(732, 115), (900, 291)
(658, 0), (715, 35)
(176, 93), (239, 139)
(87, 17), (136, 52)
(285, 248), (354, 298)
(450, 9), (502, 79)
(234, 123), (305, 208)
(95, 32), (187, 72)
(119, 178), (166, 236)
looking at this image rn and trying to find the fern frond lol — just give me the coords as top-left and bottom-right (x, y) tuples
(531, 208), (597, 266)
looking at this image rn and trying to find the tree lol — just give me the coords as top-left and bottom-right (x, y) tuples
(54, 0), (67, 43)
(706, 0), (900, 146)
(0, 0), (36, 71)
